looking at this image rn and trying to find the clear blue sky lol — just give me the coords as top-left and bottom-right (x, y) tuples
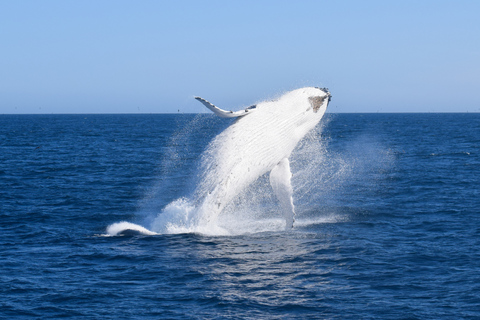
(1, 0), (479, 113)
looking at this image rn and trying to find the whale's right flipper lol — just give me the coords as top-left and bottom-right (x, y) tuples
(269, 158), (295, 229)
(195, 97), (256, 118)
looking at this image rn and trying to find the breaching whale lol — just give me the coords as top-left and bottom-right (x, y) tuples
(194, 87), (331, 229)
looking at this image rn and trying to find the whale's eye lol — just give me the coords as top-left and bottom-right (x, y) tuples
(308, 96), (326, 113)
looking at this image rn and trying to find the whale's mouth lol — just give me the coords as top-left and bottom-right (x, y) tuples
(308, 96), (326, 113)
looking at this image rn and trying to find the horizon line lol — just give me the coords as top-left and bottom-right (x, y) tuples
(1, 111), (479, 116)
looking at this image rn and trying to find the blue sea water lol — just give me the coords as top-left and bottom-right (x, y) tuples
(1, 113), (479, 319)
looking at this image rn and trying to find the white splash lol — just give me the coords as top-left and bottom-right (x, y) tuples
(107, 87), (334, 236)
(106, 221), (157, 236)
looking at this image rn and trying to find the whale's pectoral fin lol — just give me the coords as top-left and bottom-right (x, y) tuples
(269, 158), (295, 229)
(195, 96), (256, 118)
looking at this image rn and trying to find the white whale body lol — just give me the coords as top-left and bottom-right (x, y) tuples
(194, 87), (331, 229)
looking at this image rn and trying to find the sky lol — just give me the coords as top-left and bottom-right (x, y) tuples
(1, 0), (479, 114)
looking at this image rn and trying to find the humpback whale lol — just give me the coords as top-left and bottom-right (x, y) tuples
(106, 87), (331, 236)
(194, 87), (331, 229)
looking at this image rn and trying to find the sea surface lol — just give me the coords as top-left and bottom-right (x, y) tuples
(1, 113), (479, 319)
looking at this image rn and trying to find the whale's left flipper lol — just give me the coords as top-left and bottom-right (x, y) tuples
(269, 158), (295, 229)
(195, 97), (256, 118)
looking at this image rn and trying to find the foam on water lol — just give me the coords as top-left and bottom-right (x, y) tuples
(106, 221), (158, 236)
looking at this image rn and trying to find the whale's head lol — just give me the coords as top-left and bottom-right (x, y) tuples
(280, 87), (330, 114)
(309, 87), (331, 113)
(307, 87), (331, 112)
(278, 87), (330, 133)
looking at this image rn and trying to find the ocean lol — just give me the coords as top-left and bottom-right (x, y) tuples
(1, 113), (479, 319)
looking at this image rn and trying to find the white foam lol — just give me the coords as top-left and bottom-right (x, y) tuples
(149, 198), (220, 235)
(106, 221), (157, 236)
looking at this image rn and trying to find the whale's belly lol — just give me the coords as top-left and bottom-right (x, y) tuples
(198, 108), (308, 212)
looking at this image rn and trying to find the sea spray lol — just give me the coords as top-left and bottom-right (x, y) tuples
(105, 112), (393, 236)
(148, 88), (333, 234)
(134, 114), (229, 227)
(108, 88), (337, 235)
(144, 122), (353, 236)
